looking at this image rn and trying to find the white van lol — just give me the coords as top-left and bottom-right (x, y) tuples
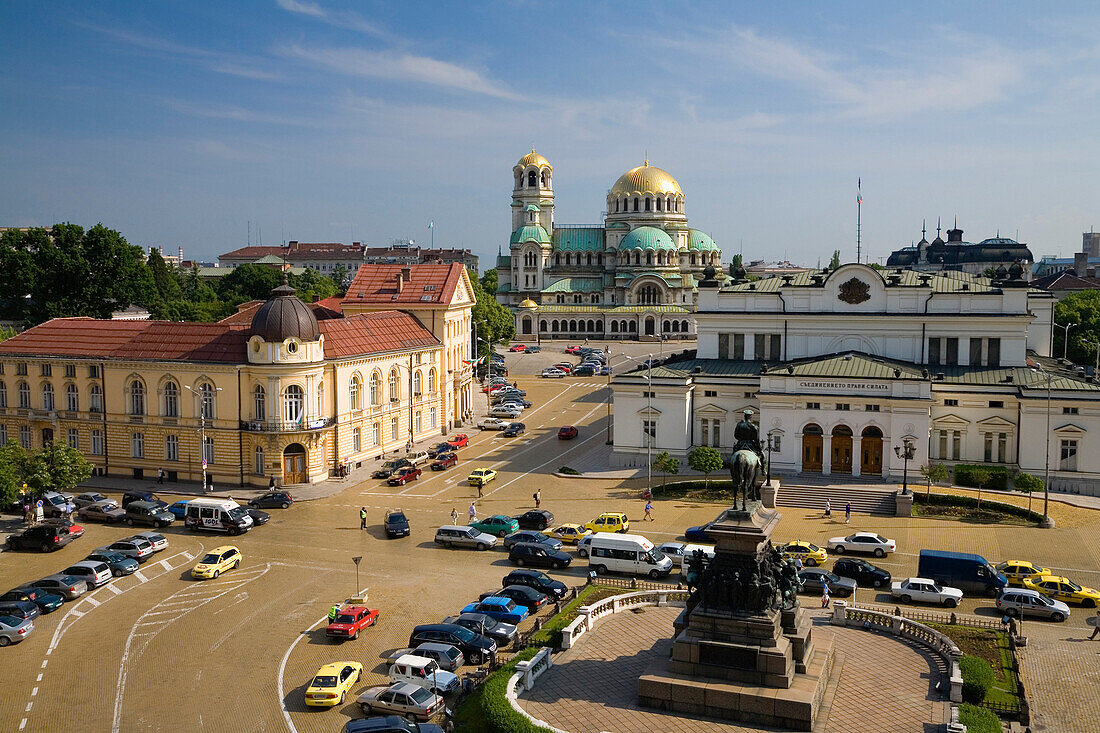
(389, 654), (460, 695)
(587, 533), (674, 579)
(680, 544), (716, 574)
(184, 498), (253, 535)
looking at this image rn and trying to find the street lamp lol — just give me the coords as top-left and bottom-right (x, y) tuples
(185, 384), (223, 491)
(1055, 322), (1076, 361)
(1030, 364), (1053, 528)
(765, 430), (776, 485)
(352, 556), (362, 598)
(1083, 340), (1100, 376)
(894, 438), (915, 494)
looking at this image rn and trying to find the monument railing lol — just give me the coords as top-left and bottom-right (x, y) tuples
(505, 647), (567, 733)
(561, 589), (690, 650)
(854, 601), (1006, 630)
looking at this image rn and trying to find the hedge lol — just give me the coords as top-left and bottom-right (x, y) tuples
(476, 646), (556, 733)
(653, 479), (734, 497)
(953, 464), (1010, 491)
(958, 703), (1002, 733)
(528, 584), (602, 649)
(914, 492), (1043, 523)
(959, 654), (995, 704)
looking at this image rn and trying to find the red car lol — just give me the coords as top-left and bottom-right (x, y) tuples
(325, 605), (380, 640)
(558, 426), (579, 440)
(446, 433), (469, 448)
(42, 518), (85, 539)
(553, 363), (573, 374)
(431, 453), (458, 471)
(565, 345), (582, 354)
(508, 344), (527, 352)
(388, 467), (422, 486)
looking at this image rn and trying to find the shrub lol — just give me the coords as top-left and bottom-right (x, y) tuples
(958, 703), (1002, 733)
(913, 492), (1043, 523)
(529, 585), (602, 649)
(1014, 472), (1043, 493)
(558, 466), (580, 475)
(652, 479), (733, 499)
(954, 464), (1010, 491)
(454, 646), (555, 733)
(959, 654), (995, 704)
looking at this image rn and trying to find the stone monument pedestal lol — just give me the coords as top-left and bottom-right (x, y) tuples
(638, 504), (833, 731)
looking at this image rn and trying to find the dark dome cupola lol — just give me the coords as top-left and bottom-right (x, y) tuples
(250, 283), (320, 342)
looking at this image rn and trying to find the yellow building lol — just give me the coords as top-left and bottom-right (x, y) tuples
(0, 281), (458, 488)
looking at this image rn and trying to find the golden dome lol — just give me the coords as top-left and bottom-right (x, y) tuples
(518, 298), (538, 309)
(609, 161), (682, 197)
(516, 149), (551, 169)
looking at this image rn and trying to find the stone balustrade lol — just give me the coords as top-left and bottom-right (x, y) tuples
(561, 589), (689, 650)
(505, 647), (566, 733)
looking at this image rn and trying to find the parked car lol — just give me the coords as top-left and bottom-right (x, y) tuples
(467, 468), (498, 487)
(191, 545), (242, 580)
(73, 492), (110, 509)
(404, 451), (431, 467)
(490, 405), (522, 419)
(357, 681), (445, 721)
(797, 569), (856, 598)
(130, 531), (168, 552)
(477, 418), (508, 430)
(656, 542), (686, 562)
(584, 512), (629, 534)
(495, 402), (527, 415)
(552, 363), (573, 374)
(479, 585), (549, 611)
(84, 550), (139, 577)
(597, 365), (612, 376)
(541, 368), (566, 379)
(121, 490), (161, 508)
(550, 523), (592, 544)
(446, 434), (469, 449)
(997, 588), (1070, 621)
(502, 422), (526, 437)
(6, 524), (76, 552)
(99, 538), (153, 563)
(426, 442), (453, 458)
(503, 531), (563, 552)
(557, 425), (579, 440)
(40, 517), (84, 538)
(508, 344), (527, 352)
(61, 560), (113, 589)
(75, 500), (125, 524)
(434, 525), (497, 551)
(345, 717), (446, 733)
(443, 612), (517, 646)
(513, 509), (554, 530)
(572, 365), (596, 377)
(0, 615), (34, 647)
(28, 575), (88, 601)
(526, 346), (541, 353)
(827, 532), (896, 557)
(305, 661), (363, 707)
(384, 509), (410, 539)
(0, 588), (63, 614)
(0, 600), (41, 623)
(509, 542), (572, 569)
(373, 460), (413, 479)
(918, 550), (1007, 598)
(459, 597), (529, 625)
(166, 500), (191, 519)
(891, 577), (963, 607)
(326, 605), (380, 640)
(430, 453), (458, 471)
(778, 540), (828, 567)
(388, 466), (423, 486)
(245, 508), (270, 525)
(388, 654), (460, 695)
(996, 560), (1052, 587)
(248, 491), (294, 509)
(470, 515), (519, 537)
(832, 558), (891, 588)
(501, 569), (568, 600)
(384, 642), (464, 671)
(124, 500), (175, 528)
(1023, 575), (1100, 607)
(407, 623), (497, 665)
(40, 490), (76, 518)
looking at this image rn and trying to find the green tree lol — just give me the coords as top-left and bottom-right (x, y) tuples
(0, 228), (37, 321)
(289, 268), (338, 304)
(330, 264), (350, 292)
(919, 462), (949, 500)
(479, 268), (498, 294)
(1054, 290), (1100, 364)
(469, 268), (514, 353)
(1014, 473), (1043, 493)
(829, 250), (841, 269)
(0, 441), (29, 508)
(217, 263), (283, 303)
(688, 446), (724, 489)
(653, 451), (680, 487)
(0, 325), (16, 342)
(970, 468), (991, 510)
(24, 440), (93, 496)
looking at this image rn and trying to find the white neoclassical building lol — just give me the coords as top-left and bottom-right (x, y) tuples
(495, 151), (723, 340)
(612, 262), (1100, 494)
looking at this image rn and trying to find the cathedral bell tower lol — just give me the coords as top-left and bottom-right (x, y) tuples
(512, 150), (554, 231)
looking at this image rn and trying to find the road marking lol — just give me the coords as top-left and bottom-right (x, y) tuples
(40, 660), (47, 668)
(159, 559), (173, 571)
(105, 583), (123, 595)
(69, 609), (85, 618)
(84, 596), (101, 607)
(31, 687), (38, 697)
(19, 719), (26, 730)
(278, 610), (346, 733)
(25, 703), (32, 712)
(36, 674), (41, 682)
(133, 571), (148, 583)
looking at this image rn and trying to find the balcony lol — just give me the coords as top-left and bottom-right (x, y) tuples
(239, 417), (336, 433)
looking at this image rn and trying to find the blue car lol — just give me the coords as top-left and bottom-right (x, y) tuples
(459, 597), (529, 626)
(167, 500), (191, 520)
(0, 588), (63, 614)
(684, 523), (716, 542)
(85, 551), (140, 577)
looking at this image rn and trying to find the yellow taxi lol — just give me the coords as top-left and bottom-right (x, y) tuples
(304, 661), (363, 707)
(1023, 575), (1100, 606)
(191, 545), (242, 580)
(778, 540), (828, 567)
(468, 468), (497, 486)
(550, 523), (593, 545)
(996, 560), (1051, 587)
(584, 512), (630, 534)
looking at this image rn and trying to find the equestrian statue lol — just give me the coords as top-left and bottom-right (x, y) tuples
(728, 409), (764, 512)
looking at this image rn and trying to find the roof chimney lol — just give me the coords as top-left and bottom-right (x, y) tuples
(401, 266), (412, 282)
(1074, 252), (1088, 276)
(395, 271), (404, 292)
(312, 295), (321, 303)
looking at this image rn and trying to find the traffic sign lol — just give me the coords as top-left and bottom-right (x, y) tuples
(201, 459), (208, 469)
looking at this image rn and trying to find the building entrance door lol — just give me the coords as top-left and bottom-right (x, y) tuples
(283, 443), (306, 484)
(831, 425), (853, 474)
(802, 424), (823, 472)
(644, 317), (655, 336)
(861, 426), (883, 475)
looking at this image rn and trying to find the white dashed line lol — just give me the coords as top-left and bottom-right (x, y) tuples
(159, 559), (173, 571)
(133, 571), (148, 583)
(106, 583), (124, 595)
(19, 719), (27, 730)
(68, 609), (85, 618)
(84, 596), (101, 607)
(31, 687), (38, 697)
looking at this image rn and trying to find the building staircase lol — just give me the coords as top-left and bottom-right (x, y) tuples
(776, 482), (898, 515)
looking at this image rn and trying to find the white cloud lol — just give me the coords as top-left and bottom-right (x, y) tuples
(275, 0), (385, 37)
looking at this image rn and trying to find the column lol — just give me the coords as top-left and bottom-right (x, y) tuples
(852, 437), (862, 477)
(822, 435), (832, 475)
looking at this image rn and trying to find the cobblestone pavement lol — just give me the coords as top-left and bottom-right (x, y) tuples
(1017, 618), (1100, 731)
(519, 606), (949, 733)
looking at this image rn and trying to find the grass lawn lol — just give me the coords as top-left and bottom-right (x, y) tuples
(930, 624), (1021, 707)
(913, 503), (1034, 526)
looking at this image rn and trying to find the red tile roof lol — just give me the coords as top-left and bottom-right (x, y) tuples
(110, 322), (250, 362)
(219, 246), (286, 260)
(1032, 271), (1100, 291)
(0, 318), (151, 357)
(342, 262), (464, 307)
(218, 298), (342, 326)
(321, 312), (439, 358)
(220, 242), (366, 261)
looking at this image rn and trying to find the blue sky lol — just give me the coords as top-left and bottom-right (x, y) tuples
(2, 1), (1098, 266)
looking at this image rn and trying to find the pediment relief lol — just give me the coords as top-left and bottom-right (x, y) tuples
(932, 412), (969, 426)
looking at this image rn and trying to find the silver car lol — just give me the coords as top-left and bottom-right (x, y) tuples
(356, 681), (445, 721)
(29, 575), (88, 601)
(130, 532), (168, 553)
(99, 537), (154, 563)
(0, 614), (34, 646)
(434, 525), (497, 551)
(385, 642), (464, 671)
(73, 492), (110, 509)
(996, 588), (1070, 622)
(78, 500), (126, 523)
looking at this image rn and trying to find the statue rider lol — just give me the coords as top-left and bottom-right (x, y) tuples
(732, 409), (764, 463)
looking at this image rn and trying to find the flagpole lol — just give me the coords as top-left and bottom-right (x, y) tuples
(856, 178), (862, 265)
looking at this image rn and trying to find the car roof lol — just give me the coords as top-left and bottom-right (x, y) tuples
(66, 560), (104, 569)
(316, 661), (357, 674)
(336, 605), (370, 614)
(209, 545), (240, 553)
(1006, 588), (1043, 596)
(905, 577), (936, 584)
(478, 597), (510, 606)
(394, 654), (433, 666)
(387, 681), (426, 695)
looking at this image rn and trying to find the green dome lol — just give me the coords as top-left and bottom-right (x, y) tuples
(510, 224), (551, 245)
(619, 226), (677, 251)
(688, 229), (718, 251)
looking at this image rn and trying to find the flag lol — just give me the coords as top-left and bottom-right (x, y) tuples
(463, 356), (485, 365)
(428, 220), (434, 230)
(857, 178), (862, 204)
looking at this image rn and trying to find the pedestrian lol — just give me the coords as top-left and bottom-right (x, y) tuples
(821, 582), (831, 609)
(1089, 609), (1100, 640)
(157, 467), (164, 485)
(468, 502), (477, 522)
(329, 603), (340, 622)
(845, 502), (851, 524)
(269, 475), (276, 489)
(405, 440), (412, 454)
(359, 507), (367, 530)
(795, 557), (803, 572)
(450, 507), (459, 525)
(534, 489), (542, 508)
(824, 499), (831, 518)
(477, 480), (484, 499)
(644, 501), (654, 521)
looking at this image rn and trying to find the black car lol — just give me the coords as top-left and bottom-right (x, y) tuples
(345, 717), (446, 733)
(502, 569), (568, 600)
(503, 531), (562, 552)
(442, 612), (517, 646)
(121, 490), (159, 508)
(384, 510), (410, 539)
(572, 365), (596, 376)
(502, 422), (526, 438)
(408, 623), (497, 665)
(832, 558), (891, 588)
(479, 584), (549, 611)
(0, 600), (41, 622)
(5, 524), (75, 552)
(0, 587), (64, 614)
(245, 508), (270, 526)
(797, 569), (856, 598)
(509, 542), (572, 570)
(526, 346), (541, 353)
(512, 509), (553, 530)
(372, 459), (413, 479)
(248, 491), (294, 509)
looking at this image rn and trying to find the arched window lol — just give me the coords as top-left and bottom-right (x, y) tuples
(554, 253), (560, 265)
(540, 320), (547, 332)
(129, 380), (145, 415)
(284, 384), (304, 424)
(413, 371), (422, 396)
(317, 381), (324, 415)
(253, 385), (266, 420)
(428, 368), (437, 392)
(163, 381), (179, 417)
(370, 372), (381, 405)
(634, 251), (641, 265)
(0, 381), (5, 409)
(656, 197), (662, 211)
(42, 383), (54, 411)
(202, 436), (215, 464)
(388, 369), (399, 401)
(586, 253), (592, 266)
(90, 384), (102, 413)
(199, 382), (215, 419)
(614, 199), (619, 213)
(515, 171), (523, 188)
(629, 321), (637, 332)
(569, 319), (577, 332)
(690, 253), (697, 265)
(597, 253), (603, 265)
(528, 170), (537, 187)
(611, 321), (619, 333)
(664, 320), (671, 332)
(254, 446), (265, 476)
(349, 376), (361, 410)
(646, 252), (653, 265)
(63, 383), (77, 412)
(552, 320), (559, 331)
(541, 170), (550, 187)
(389, 416), (399, 441)
(633, 197), (639, 212)
(645, 197), (652, 211)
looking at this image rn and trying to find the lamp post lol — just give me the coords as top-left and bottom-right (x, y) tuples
(894, 438), (915, 494)
(1083, 340), (1100, 376)
(185, 384), (223, 491)
(351, 556), (362, 598)
(1031, 364), (1053, 527)
(765, 430), (776, 485)
(477, 337), (492, 416)
(1055, 322), (1076, 360)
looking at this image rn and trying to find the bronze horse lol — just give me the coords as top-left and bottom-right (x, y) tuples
(729, 449), (762, 512)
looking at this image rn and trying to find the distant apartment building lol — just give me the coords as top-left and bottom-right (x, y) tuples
(885, 224), (1034, 280)
(363, 245), (479, 273)
(218, 242), (368, 275)
(744, 260), (811, 278)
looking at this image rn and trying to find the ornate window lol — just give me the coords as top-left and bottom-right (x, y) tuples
(372, 422), (380, 446)
(253, 446), (264, 475)
(18, 381), (30, 409)
(67, 429), (79, 450)
(413, 371), (422, 396)
(388, 369), (399, 401)
(317, 381), (324, 415)
(166, 435), (179, 462)
(0, 381), (6, 408)
(350, 376), (361, 410)
(20, 425), (31, 449)
(284, 385), (304, 424)
(90, 384), (103, 413)
(429, 407), (437, 428)
(199, 382), (215, 419)
(42, 383), (54, 411)
(129, 380), (145, 415)
(203, 436), (215, 465)
(253, 385), (266, 421)
(428, 368), (436, 392)
(132, 432), (145, 458)
(163, 381), (179, 417)
(370, 372), (381, 405)
(91, 429), (103, 455)
(352, 427), (361, 453)
(389, 416), (399, 441)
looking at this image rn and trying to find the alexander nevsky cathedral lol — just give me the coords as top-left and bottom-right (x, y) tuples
(495, 151), (723, 341)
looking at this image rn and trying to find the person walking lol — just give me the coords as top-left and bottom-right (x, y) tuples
(795, 557), (804, 572)
(824, 499), (831, 519)
(157, 467), (165, 485)
(450, 507), (459, 525)
(534, 489), (542, 508)
(359, 507), (367, 530)
(1089, 609), (1100, 640)
(328, 603), (340, 622)
(644, 501), (654, 521)
(821, 582), (831, 609)
(845, 502), (851, 524)
(477, 480), (484, 499)
(269, 475), (276, 489)
(468, 502), (477, 523)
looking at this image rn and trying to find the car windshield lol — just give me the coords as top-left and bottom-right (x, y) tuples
(410, 686), (433, 703)
(311, 675), (337, 688)
(530, 572), (551, 583)
(0, 615), (22, 626)
(227, 507), (248, 521)
(388, 513), (407, 524)
(930, 582), (943, 592)
(1034, 594), (1054, 606)
(464, 527), (481, 537)
(825, 572), (841, 583)
(874, 534), (889, 542)
(200, 553), (220, 564)
(334, 614), (356, 624)
(645, 549), (667, 564)
(1066, 580), (1083, 592)
(452, 626), (476, 642)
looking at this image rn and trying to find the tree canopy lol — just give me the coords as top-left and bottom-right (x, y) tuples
(469, 268), (514, 353)
(1054, 290), (1100, 365)
(0, 440), (92, 506)
(829, 250), (841, 269)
